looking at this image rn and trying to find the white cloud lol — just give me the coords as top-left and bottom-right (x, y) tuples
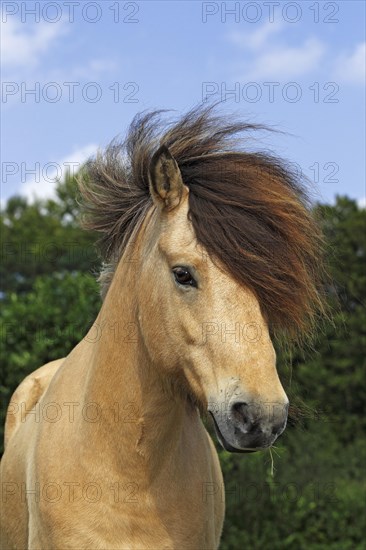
(227, 22), (326, 80)
(357, 196), (366, 209)
(1, 18), (67, 68)
(20, 144), (97, 202)
(334, 42), (366, 84)
(228, 21), (284, 50)
(1, 19), (117, 107)
(245, 37), (326, 80)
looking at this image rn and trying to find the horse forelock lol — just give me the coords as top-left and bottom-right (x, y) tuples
(79, 103), (327, 343)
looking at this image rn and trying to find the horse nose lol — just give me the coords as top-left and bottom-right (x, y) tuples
(231, 401), (288, 438)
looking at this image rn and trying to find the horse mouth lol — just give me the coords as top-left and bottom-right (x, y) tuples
(209, 412), (257, 454)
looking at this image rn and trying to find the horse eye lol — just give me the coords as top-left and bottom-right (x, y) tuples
(172, 267), (197, 288)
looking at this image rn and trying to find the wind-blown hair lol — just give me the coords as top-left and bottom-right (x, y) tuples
(80, 104), (326, 342)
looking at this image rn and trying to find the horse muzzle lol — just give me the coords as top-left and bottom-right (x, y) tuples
(208, 399), (289, 453)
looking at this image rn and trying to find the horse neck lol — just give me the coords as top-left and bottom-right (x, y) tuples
(79, 227), (194, 478)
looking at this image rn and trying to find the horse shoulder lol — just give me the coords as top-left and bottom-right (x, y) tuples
(4, 358), (65, 448)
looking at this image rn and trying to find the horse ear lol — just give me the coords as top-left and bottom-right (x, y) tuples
(149, 144), (187, 210)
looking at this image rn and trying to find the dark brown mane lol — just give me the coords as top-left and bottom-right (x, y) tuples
(80, 104), (326, 342)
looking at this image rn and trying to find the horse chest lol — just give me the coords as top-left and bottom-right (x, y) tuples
(24, 428), (224, 549)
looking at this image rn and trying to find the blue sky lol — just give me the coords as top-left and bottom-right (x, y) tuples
(1, 0), (365, 206)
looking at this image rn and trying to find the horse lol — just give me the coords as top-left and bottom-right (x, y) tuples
(0, 105), (325, 549)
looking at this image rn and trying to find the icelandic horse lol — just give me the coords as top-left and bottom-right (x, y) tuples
(0, 105), (325, 549)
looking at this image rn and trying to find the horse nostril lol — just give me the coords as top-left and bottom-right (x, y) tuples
(231, 402), (261, 434)
(232, 401), (247, 416)
(230, 400), (288, 440)
(232, 402), (250, 424)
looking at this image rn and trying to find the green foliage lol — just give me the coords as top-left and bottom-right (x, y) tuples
(0, 181), (365, 549)
(289, 197), (366, 440)
(0, 172), (100, 294)
(218, 425), (366, 549)
(0, 174), (102, 451)
(0, 272), (101, 451)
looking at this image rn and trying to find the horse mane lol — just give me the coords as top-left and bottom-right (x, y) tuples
(79, 104), (326, 342)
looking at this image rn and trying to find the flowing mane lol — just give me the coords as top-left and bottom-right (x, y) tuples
(80, 104), (325, 341)
(3, 104), (328, 549)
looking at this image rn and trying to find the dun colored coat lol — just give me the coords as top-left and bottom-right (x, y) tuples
(1, 105), (325, 549)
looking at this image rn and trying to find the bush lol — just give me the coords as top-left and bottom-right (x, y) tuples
(219, 424), (366, 549)
(0, 272), (101, 452)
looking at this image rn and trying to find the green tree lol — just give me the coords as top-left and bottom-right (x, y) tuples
(290, 197), (366, 438)
(0, 272), (101, 452)
(0, 173), (102, 451)
(0, 172), (100, 294)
